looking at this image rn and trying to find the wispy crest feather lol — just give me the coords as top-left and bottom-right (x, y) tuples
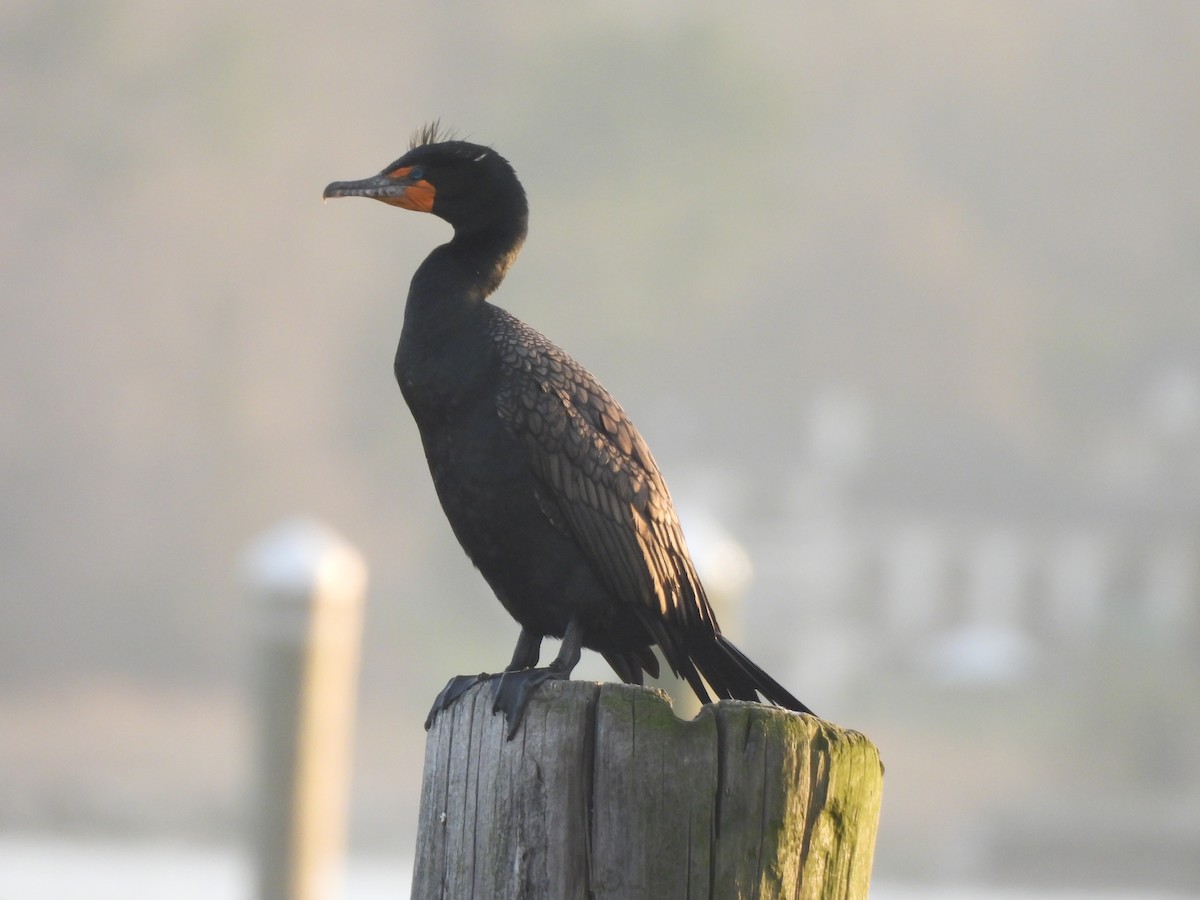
(409, 120), (457, 150)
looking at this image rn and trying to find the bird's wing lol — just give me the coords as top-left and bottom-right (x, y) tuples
(492, 315), (717, 649)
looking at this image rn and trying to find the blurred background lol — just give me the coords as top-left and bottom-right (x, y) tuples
(2, 1), (1198, 897)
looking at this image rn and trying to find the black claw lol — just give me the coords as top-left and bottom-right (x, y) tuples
(491, 666), (570, 739)
(424, 672), (495, 730)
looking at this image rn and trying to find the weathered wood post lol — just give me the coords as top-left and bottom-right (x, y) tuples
(411, 680), (882, 899)
(245, 518), (368, 900)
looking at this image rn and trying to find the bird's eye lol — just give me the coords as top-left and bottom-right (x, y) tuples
(408, 166), (426, 181)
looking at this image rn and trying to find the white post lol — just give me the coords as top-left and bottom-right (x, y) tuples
(245, 518), (367, 900)
(1046, 531), (1106, 646)
(880, 524), (947, 637)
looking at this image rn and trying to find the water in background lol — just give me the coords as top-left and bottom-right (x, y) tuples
(0, 837), (1191, 900)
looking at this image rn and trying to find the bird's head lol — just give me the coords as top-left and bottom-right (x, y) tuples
(323, 123), (528, 237)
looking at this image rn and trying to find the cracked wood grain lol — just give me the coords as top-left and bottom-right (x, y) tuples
(410, 681), (882, 900)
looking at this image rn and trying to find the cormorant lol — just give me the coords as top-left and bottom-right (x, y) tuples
(324, 124), (813, 736)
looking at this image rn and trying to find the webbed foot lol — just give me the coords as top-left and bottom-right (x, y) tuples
(424, 672), (495, 730)
(491, 665), (571, 739)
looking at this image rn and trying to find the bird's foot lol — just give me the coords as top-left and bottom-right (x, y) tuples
(424, 672), (497, 730)
(492, 665), (571, 740)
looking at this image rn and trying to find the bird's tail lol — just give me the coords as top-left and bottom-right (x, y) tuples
(689, 632), (815, 716)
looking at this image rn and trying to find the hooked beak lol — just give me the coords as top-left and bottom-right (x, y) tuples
(323, 167), (435, 212)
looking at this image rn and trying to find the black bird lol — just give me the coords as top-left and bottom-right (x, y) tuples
(324, 124), (813, 736)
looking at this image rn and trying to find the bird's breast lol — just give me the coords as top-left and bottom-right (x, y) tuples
(394, 320), (496, 424)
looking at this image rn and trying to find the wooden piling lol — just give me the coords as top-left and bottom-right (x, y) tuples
(411, 680), (882, 899)
(245, 519), (367, 900)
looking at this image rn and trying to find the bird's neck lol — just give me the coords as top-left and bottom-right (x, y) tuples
(396, 222), (527, 414)
(405, 221), (526, 326)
